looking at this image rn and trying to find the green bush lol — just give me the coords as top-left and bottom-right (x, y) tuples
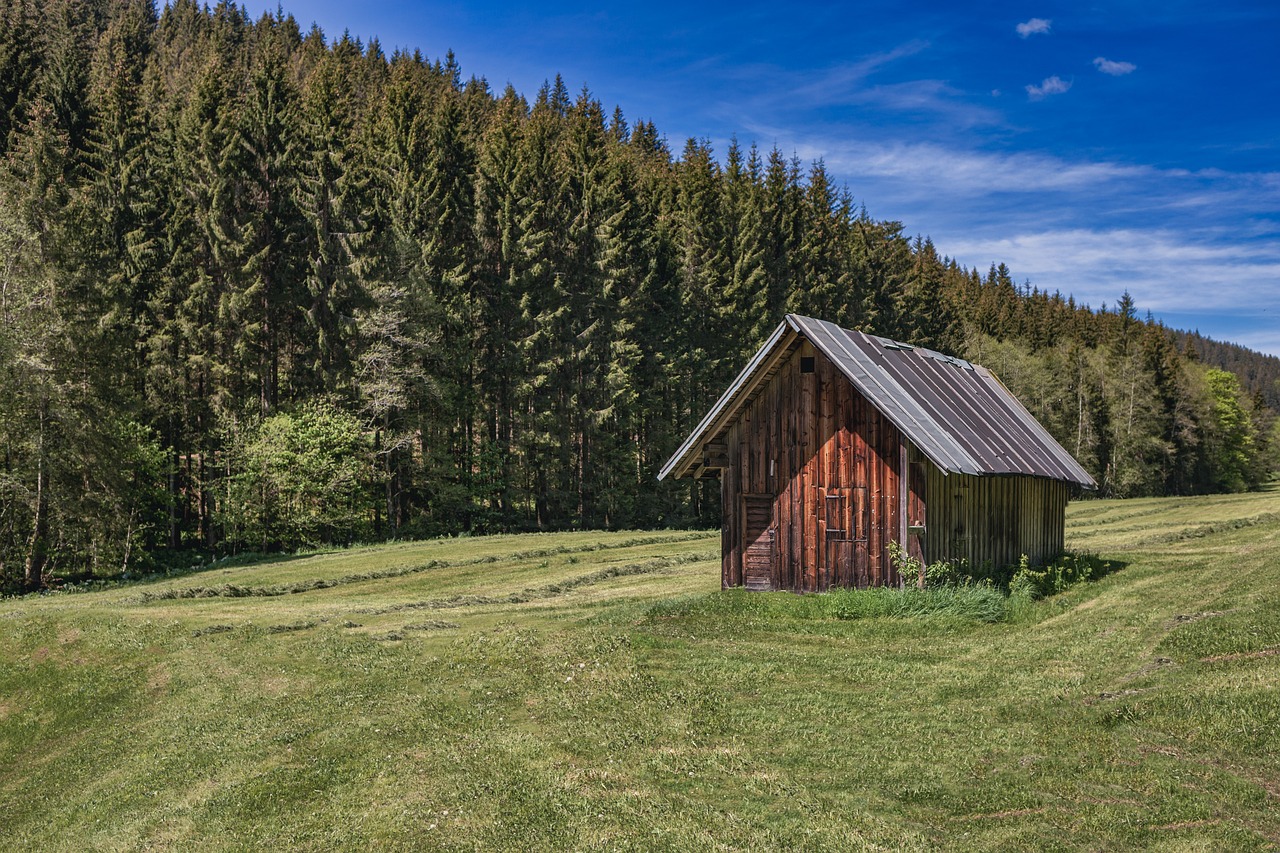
(217, 402), (381, 552)
(1010, 552), (1113, 599)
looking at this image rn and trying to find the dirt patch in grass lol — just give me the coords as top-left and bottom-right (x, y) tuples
(146, 664), (171, 693)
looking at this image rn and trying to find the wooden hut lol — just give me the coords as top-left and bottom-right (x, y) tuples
(659, 315), (1096, 591)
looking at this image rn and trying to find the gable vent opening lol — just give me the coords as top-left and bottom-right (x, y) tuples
(800, 356), (815, 373)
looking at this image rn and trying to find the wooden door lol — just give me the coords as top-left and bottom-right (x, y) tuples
(907, 462), (926, 570)
(823, 492), (846, 590)
(825, 488), (870, 588)
(742, 497), (774, 591)
(852, 485), (870, 587)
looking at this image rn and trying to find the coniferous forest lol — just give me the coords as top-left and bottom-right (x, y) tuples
(2, 1), (1278, 591)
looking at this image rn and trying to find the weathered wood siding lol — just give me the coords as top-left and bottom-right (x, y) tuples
(921, 469), (1069, 569)
(721, 343), (906, 591)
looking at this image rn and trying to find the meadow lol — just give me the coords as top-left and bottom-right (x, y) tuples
(2, 489), (1279, 850)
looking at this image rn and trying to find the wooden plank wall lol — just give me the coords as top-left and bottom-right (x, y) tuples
(922, 469), (1069, 570)
(721, 344), (905, 591)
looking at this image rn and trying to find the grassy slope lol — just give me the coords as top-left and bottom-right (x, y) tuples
(2, 491), (1280, 850)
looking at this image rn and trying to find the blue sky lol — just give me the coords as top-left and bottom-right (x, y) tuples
(242, 1), (1280, 355)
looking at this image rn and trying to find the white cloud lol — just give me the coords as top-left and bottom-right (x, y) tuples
(939, 228), (1280, 318)
(1227, 328), (1280, 357)
(1016, 18), (1052, 37)
(1093, 56), (1137, 75)
(811, 142), (1153, 194)
(716, 42), (1006, 130)
(728, 135), (1280, 227)
(1026, 75), (1071, 100)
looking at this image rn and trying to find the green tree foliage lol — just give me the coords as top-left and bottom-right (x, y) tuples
(0, 1), (1276, 588)
(218, 402), (379, 551)
(1203, 368), (1259, 492)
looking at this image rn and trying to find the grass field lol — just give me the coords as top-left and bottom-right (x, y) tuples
(3, 488), (1280, 850)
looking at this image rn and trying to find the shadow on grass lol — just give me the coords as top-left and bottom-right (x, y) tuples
(39, 549), (328, 596)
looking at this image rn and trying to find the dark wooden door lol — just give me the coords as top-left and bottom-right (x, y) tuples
(908, 462), (926, 570)
(824, 488), (870, 588)
(742, 497), (774, 591)
(852, 486), (870, 587)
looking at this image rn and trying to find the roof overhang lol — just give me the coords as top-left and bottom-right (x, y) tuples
(658, 318), (798, 480)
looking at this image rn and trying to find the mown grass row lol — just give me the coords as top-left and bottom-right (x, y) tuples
(352, 551), (715, 616)
(124, 531), (714, 602)
(1137, 511), (1280, 544)
(175, 551), (718, 637)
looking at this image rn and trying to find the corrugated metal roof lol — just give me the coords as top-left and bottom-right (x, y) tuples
(660, 314), (1097, 487)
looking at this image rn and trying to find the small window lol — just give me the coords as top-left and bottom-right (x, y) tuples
(800, 356), (815, 373)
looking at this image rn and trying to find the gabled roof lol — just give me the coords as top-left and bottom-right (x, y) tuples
(659, 314), (1097, 488)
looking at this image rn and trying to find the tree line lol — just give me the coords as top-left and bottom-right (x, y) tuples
(1, 0), (1277, 591)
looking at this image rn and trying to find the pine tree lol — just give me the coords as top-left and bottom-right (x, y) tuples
(722, 139), (768, 359)
(220, 23), (305, 415)
(368, 50), (443, 531)
(419, 80), (478, 528)
(790, 160), (848, 322)
(900, 236), (960, 351)
(515, 86), (574, 528)
(761, 146), (801, 325)
(77, 0), (161, 399)
(472, 85), (529, 529)
(0, 0), (40, 155)
(297, 35), (370, 396)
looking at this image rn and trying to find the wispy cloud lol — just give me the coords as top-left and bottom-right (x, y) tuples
(1223, 328), (1280, 356)
(710, 42), (1006, 130)
(1016, 18), (1052, 37)
(811, 142), (1153, 194)
(940, 228), (1280, 317)
(792, 40), (932, 98)
(1026, 75), (1071, 100)
(1093, 57), (1137, 75)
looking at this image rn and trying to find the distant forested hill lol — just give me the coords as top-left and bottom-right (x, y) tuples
(1175, 331), (1280, 409)
(1, 0), (1276, 589)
